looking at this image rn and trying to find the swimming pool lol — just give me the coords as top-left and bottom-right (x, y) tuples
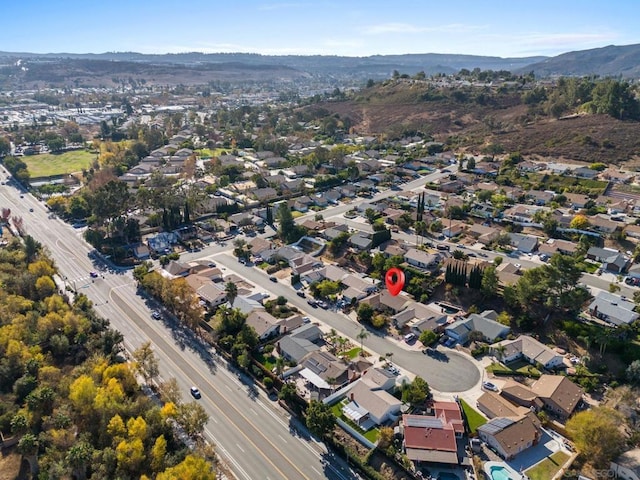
(484, 462), (520, 480)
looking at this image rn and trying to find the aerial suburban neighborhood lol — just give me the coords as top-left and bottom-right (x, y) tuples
(2, 21), (640, 480)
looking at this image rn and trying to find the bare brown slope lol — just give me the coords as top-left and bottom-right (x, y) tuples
(316, 85), (640, 165)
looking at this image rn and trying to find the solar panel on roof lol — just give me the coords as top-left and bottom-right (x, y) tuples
(479, 417), (515, 435)
(405, 417), (443, 428)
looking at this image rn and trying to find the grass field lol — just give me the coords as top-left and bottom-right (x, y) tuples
(459, 398), (486, 434)
(23, 150), (96, 178)
(525, 450), (570, 480)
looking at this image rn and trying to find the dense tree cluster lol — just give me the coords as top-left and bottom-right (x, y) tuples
(0, 238), (214, 478)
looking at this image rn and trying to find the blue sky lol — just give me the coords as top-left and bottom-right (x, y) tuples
(4, 1), (638, 58)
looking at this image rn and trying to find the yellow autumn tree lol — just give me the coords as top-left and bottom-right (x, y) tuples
(126, 416), (148, 441)
(107, 414), (126, 441)
(116, 437), (145, 474)
(160, 401), (177, 420)
(156, 455), (215, 480)
(68, 375), (97, 418)
(569, 214), (590, 230)
(151, 435), (167, 472)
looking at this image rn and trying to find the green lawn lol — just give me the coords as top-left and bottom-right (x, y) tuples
(23, 150), (96, 178)
(330, 398), (379, 443)
(581, 262), (600, 274)
(525, 450), (570, 480)
(459, 399), (486, 434)
(254, 353), (276, 371)
(487, 361), (541, 378)
(344, 347), (363, 359)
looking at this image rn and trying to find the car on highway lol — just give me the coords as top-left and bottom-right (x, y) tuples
(269, 276), (277, 282)
(296, 290), (306, 298)
(90, 271), (99, 278)
(482, 381), (499, 392)
(29, 208), (34, 212)
(190, 386), (201, 399)
(151, 311), (162, 320)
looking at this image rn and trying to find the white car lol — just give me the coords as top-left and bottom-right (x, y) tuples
(482, 381), (499, 392)
(190, 386), (201, 399)
(514, 263), (522, 269)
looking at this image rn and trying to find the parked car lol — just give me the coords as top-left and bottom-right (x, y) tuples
(307, 299), (318, 308)
(151, 311), (162, 320)
(302, 316), (311, 323)
(482, 381), (499, 392)
(269, 276), (277, 283)
(318, 301), (329, 309)
(436, 244), (450, 251)
(190, 386), (201, 399)
(296, 290), (306, 298)
(404, 333), (417, 343)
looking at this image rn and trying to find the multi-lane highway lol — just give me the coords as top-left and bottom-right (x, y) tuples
(0, 170), (357, 480)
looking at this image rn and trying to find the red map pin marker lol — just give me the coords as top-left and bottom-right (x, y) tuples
(385, 267), (405, 296)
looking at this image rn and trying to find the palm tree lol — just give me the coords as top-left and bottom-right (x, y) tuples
(493, 343), (507, 363)
(326, 376), (337, 394)
(225, 281), (238, 307)
(357, 329), (369, 357)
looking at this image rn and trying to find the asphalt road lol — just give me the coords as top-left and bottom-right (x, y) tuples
(212, 254), (481, 393)
(0, 172), (358, 480)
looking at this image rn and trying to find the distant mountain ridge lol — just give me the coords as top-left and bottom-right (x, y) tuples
(516, 43), (640, 78)
(1, 43), (639, 85)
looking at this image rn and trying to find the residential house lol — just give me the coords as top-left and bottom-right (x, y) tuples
(500, 381), (544, 411)
(404, 248), (442, 270)
(193, 282), (227, 308)
(564, 193), (590, 209)
(442, 221), (466, 238)
(610, 448), (640, 480)
(323, 224), (349, 241)
(393, 302), (447, 331)
(467, 224), (500, 245)
(476, 392), (529, 419)
(508, 233), (539, 253)
(491, 335), (564, 370)
(588, 291), (639, 326)
(252, 187), (278, 202)
(361, 290), (410, 314)
(147, 231), (179, 254)
(402, 414), (459, 465)
(276, 324), (323, 363)
(527, 190), (555, 205)
(132, 244), (150, 260)
(349, 232), (372, 251)
(573, 167), (599, 179)
(299, 351), (352, 391)
(538, 239), (578, 256)
(246, 311), (280, 341)
(342, 373), (401, 428)
(495, 262), (522, 286)
(502, 205), (543, 223)
(164, 260), (190, 278)
(591, 214), (621, 235)
(531, 375), (584, 420)
(377, 240), (408, 258)
(477, 413), (541, 460)
(445, 310), (510, 345)
(432, 401), (465, 437)
(586, 247), (628, 273)
(624, 224), (640, 240)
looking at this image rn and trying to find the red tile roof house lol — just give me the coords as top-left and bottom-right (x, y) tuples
(402, 414), (460, 465)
